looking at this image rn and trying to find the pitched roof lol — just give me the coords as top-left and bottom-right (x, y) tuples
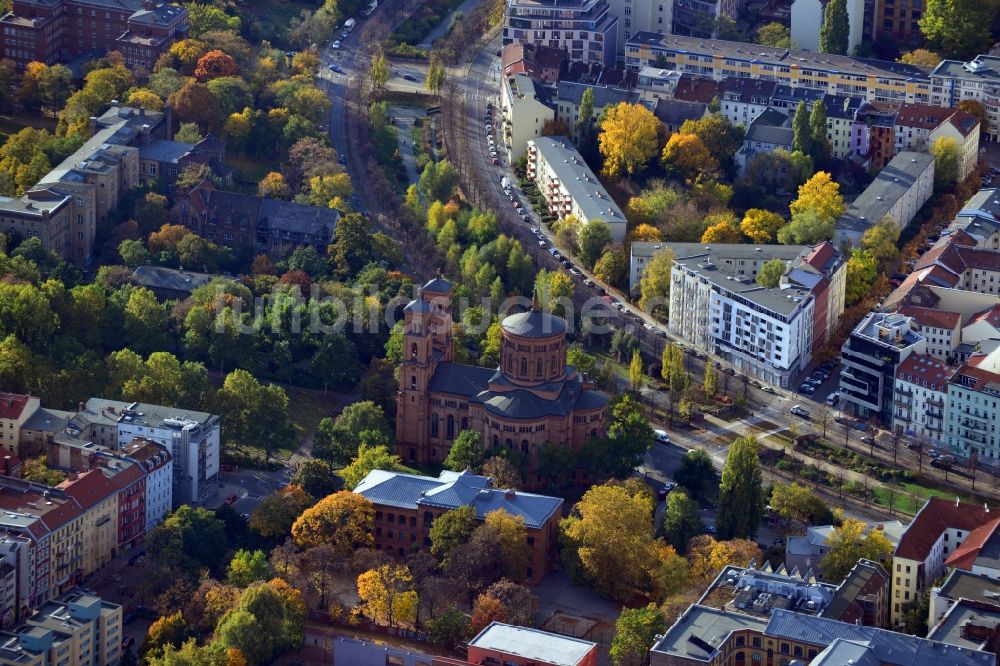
(653, 98), (707, 126)
(897, 305), (961, 330)
(970, 304), (1000, 328)
(944, 517), (1000, 570)
(353, 470), (563, 528)
(895, 498), (998, 561)
(56, 470), (118, 509)
(895, 103), (956, 130)
(944, 108), (980, 137)
(426, 363), (495, 397)
(673, 74), (723, 103)
(0, 394), (33, 421)
(801, 242), (844, 277)
(895, 353), (957, 388)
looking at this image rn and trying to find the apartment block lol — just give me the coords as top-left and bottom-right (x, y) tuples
(718, 77), (776, 127)
(0, 0), (187, 70)
(889, 497), (997, 626)
(945, 349), (1000, 465)
(834, 151), (935, 249)
(354, 469), (563, 584)
(500, 73), (555, 161)
(526, 137), (627, 242)
(874, 0), (924, 46)
(667, 246), (818, 387)
(930, 568), (1000, 629)
(21, 591), (122, 666)
(930, 56), (1000, 143)
(501, 42), (565, 84)
(894, 104), (981, 179)
(891, 353), (955, 447)
(625, 32), (932, 104)
(736, 107), (793, 172)
(607, 0), (671, 47)
(502, 0), (618, 66)
(671, 0), (740, 38)
(0, 396), (40, 457)
(839, 312), (926, 425)
(555, 78), (638, 141)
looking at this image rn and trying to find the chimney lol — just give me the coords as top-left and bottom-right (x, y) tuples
(66, 471), (77, 481)
(505, 489), (516, 500)
(77, 402), (84, 413)
(88, 116), (98, 137)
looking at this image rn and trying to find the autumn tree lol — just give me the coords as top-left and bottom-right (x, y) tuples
(598, 102), (661, 177)
(860, 216), (900, 266)
(899, 48), (943, 67)
(679, 113), (744, 168)
(578, 219), (613, 269)
(931, 136), (961, 190)
(341, 443), (410, 490)
(740, 208), (784, 243)
(820, 519), (893, 581)
(141, 611), (192, 659)
(789, 171), (845, 225)
(481, 456), (523, 490)
(845, 249), (879, 305)
(639, 248), (674, 321)
(357, 564), (418, 627)
(661, 133), (717, 181)
(716, 435), (765, 540)
(769, 483), (829, 527)
(661, 490), (705, 553)
(756, 258), (787, 288)
(687, 535), (763, 583)
(291, 491), (374, 553)
(470, 580), (537, 635)
(700, 213), (742, 243)
(168, 82), (221, 131)
(227, 549), (270, 587)
(249, 485), (314, 538)
(429, 505), (478, 566)
(755, 22), (791, 48)
(703, 361), (718, 399)
(257, 171), (290, 199)
(424, 55), (447, 95)
(194, 50), (238, 81)
(370, 47), (389, 91)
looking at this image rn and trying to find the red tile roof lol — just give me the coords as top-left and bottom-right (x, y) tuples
(895, 353), (957, 388)
(57, 470), (117, 510)
(944, 517), (1000, 570)
(674, 74), (723, 104)
(898, 305), (961, 330)
(0, 394), (32, 420)
(895, 103), (956, 131)
(895, 498), (997, 561)
(970, 304), (1000, 329)
(944, 109), (980, 138)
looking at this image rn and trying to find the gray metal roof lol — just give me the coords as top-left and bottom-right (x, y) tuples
(527, 136), (627, 227)
(468, 623), (594, 666)
(810, 639), (883, 666)
(138, 140), (194, 163)
(501, 310), (568, 338)
(837, 151), (935, 234)
(353, 470), (563, 528)
(422, 277), (453, 293)
(938, 568), (1000, 605)
(651, 605), (769, 661)
(928, 600), (1000, 653)
(766, 608), (995, 665)
(259, 199), (339, 241)
(20, 408), (72, 433)
(745, 107), (793, 146)
(556, 80), (638, 109)
(931, 56), (1000, 82)
(426, 363), (495, 397)
(131, 266), (227, 295)
(630, 242), (809, 262)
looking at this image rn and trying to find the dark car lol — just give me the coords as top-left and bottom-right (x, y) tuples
(723, 367), (736, 376)
(339, 153), (347, 164)
(122, 637), (135, 649)
(402, 73), (417, 81)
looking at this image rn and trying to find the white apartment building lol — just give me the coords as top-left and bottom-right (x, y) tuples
(526, 137), (627, 242)
(608, 0), (671, 47)
(121, 439), (173, 534)
(892, 354), (954, 447)
(929, 56), (1000, 142)
(718, 78), (776, 127)
(78, 399), (219, 507)
(897, 305), (961, 362)
(672, 0), (740, 37)
(503, 0), (619, 66)
(790, 0), (865, 53)
(667, 247), (817, 387)
(946, 350), (1000, 464)
(929, 112), (982, 181)
(834, 151), (935, 249)
(952, 188), (1000, 249)
(500, 74), (556, 162)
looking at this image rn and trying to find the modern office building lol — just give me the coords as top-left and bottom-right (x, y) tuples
(526, 137), (627, 242)
(625, 32), (932, 104)
(839, 312), (926, 425)
(608, 0), (671, 47)
(790, 0), (865, 53)
(671, 0), (741, 38)
(502, 0), (619, 66)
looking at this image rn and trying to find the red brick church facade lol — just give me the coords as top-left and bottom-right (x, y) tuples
(395, 277), (608, 485)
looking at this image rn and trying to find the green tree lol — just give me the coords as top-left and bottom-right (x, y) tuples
(770, 483), (831, 526)
(217, 581), (304, 664)
(227, 549), (270, 586)
(313, 401), (391, 468)
(819, 0), (849, 54)
(214, 369), (295, 459)
(809, 99), (831, 163)
(22, 457), (65, 485)
(920, 0), (995, 59)
(443, 430), (486, 471)
(845, 249), (879, 305)
(578, 219), (612, 269)
(755, 22), (791, 47)
(370, 47), (389, 91)
(593, 248), (628, 289)
(639, 248), (674, 321)
(704, 361), (719, 398)
(756, 258), (787, 288)
(662, 490), (705, 553)
(611, 605), (667, 666)
(290, 459), (340, 499)
(576, 87), (595, 148)
(628, 349), (644, 393)
(716, 436), (765, 540)
(860, 216), (900, 265)
(485, 510), (531, 580)
(249, 485), (315, 538)
(148, 506), (228, 576)
(777, 208), (836, 245)
(424, 55), (447, 95)
(674, 449), (718, 505)
(140, 611), (192, 659)
(792, 101), (812, 156)
(418, 160), (460, 202)
(174, 122), (202, 144)
(341, 443), (410, 490)
(931, 136), (961, 191)
(430, 505), (478, 566)
(679, 113), (744, 168)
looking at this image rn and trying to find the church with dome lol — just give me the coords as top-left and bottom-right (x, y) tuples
(395, 277), (609, 485)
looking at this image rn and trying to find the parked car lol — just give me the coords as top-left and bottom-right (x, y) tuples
(790, 405), (810, 418)
(569, 268), (582, 277)
(723, 367), (736, 376)
(332, 40), (341, 49)
(798, 384), (815, 394)
(224, 494), (238, 506)
(584, 279), (594, 287)
(654, 429), (671, 444)
(825, 392), (840, 406)
(402, 73), (417, 81)
(761, 386), (776, 394)
(122, 637), (135, 649)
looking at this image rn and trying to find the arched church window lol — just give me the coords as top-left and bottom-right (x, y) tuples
(505, 438), (513, 449)
(521, 358), (527, 376)
(430, 414), (439, 437)
(536, 359), (543, 376)
(411, 343), (417, 359)
(492, 435), (499, 449)
(410, 375), (416, 390)
(446, 415), (455, 439)
(550, 356), (556, 374)
(521, 440), (529, 455)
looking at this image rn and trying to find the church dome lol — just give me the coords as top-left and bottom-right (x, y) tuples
(501, 311), (567, 339)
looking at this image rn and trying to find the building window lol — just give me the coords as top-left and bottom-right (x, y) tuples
(446, 415), (455, 440)
(430, 414), (439, 438)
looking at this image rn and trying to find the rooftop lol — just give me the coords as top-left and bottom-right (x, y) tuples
(945, 517), (1000, 572)
(937, 568), (1000, 606)
(626, 32), (931, 82)
(501, 310), (568, 338)
(851, 311), (924, 351)
(468, 622), (596, 666)
(0, 394), (33, 421)
(74, 398), (215, 435)
(631, 241), (809, 262)
(528, 136), (626, 226)
(131, 265), (229, 295)
(699, 563), (834, 617)
(836, 152), (935, 235)
(895, 353), (958, 389)
(353, 470), (563, 529)
(896, 497), (998, 561)
(928, 599), (1000, 653)
(651, 604), (769, 662)
(931, 55), (1000, 82)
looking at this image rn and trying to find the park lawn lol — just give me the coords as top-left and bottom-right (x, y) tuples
(286, 386), (346, 440)
(227, 155), (282, 193)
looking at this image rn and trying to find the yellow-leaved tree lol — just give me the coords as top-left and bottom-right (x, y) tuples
(740, 208), (785, 243)
(356, 563), (418, 627)
(290, 491), (374, 553)
(700, 212), (742, 243)
(598, 102), (661, 178)
(788, 171), (845, 226)
(819, 518), (893, 581)
(661, 132), (718, 181)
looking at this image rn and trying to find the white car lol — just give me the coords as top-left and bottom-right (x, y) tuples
(332, 40), (341, 49)
(825, 392), (840, 406)
(654, 429), (671, 445)
(790, 405), (810, 418)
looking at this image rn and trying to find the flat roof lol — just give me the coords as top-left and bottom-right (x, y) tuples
(631, 242), (809, 261)
(651, 605), (768, 662)
(468, 622), (596, 666)
(529, 136), (626, 227)
(626, 32), (931, 83)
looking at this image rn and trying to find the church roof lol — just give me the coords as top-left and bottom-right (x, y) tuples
(422, 277), (453, 294)
(403, 298), (430, 313)
(501, 311), (568, 338)
(427, 363), (497, 397)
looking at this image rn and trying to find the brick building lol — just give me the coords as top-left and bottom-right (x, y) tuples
(395, 277), (608, 481)
(0, 0), (188, 70)
(354, 469), (563, 584)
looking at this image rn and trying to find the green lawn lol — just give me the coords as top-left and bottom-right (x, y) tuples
(227, 155), (282, 194)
